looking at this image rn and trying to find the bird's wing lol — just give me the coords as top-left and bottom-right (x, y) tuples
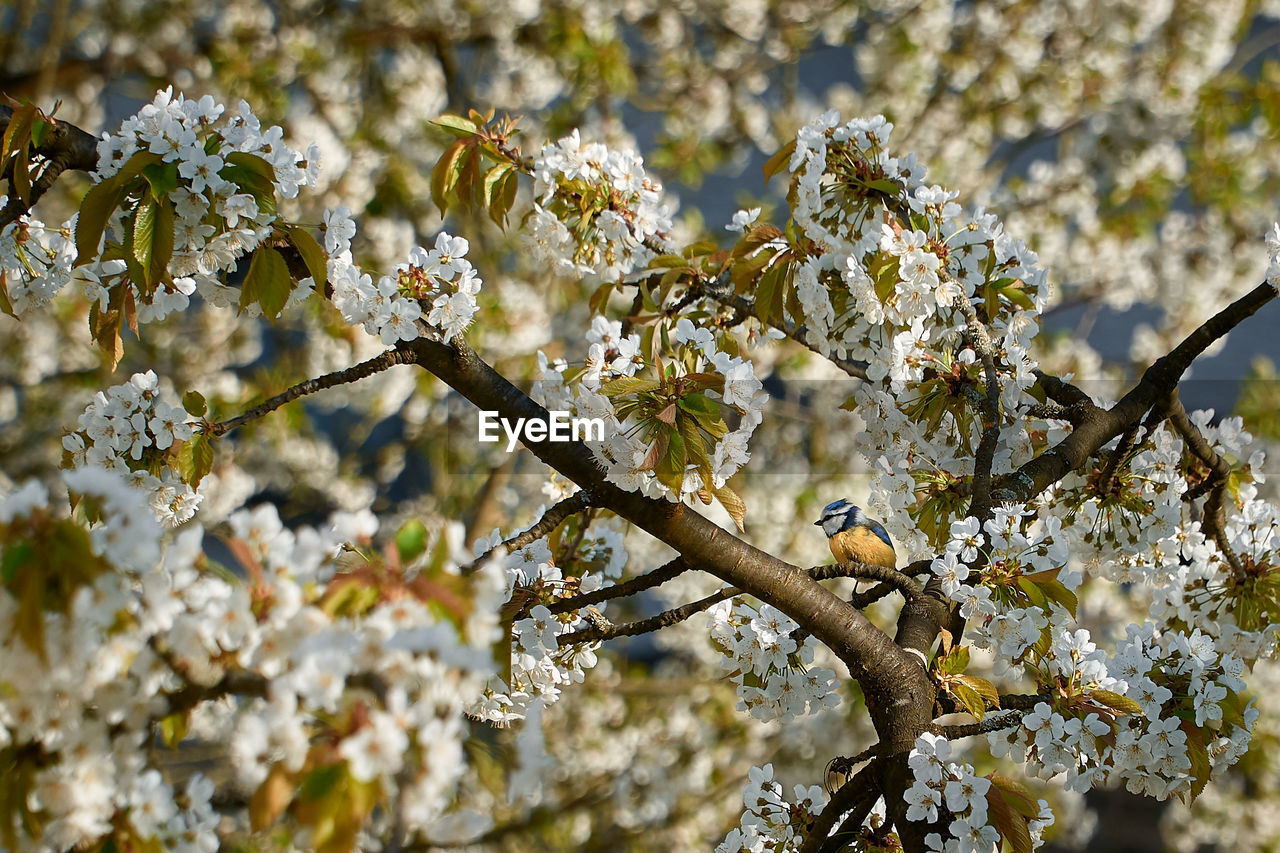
(866, 520), (893, 549)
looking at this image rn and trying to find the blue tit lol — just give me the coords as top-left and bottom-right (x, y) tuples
(815, 499), (897, 569)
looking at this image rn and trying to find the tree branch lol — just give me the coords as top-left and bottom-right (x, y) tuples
(800, 757), (882, 853)
(993, 281), (1278, 505)
(0, 104), (101, 227)
(957, 298), (1002, 520)
(931, 710), (1024, 739)
(546, 556), (691, 614)
(557, 585), (737, 645)
(461, 490), (599, 575)
(812, 560), (924, 599)
(207, 345), (418, 437)
(1163, 389), (1246, 579)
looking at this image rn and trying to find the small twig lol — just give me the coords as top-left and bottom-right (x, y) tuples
(811, 560), (925, 600)
(1097, 419), (1141, 496)
(957, 297), (1002, 520)
(208, 345), (418, 437)
(848, 559), (932, 609)
(557, 586), (737, 645)
(932, 710), (1025, 739)
(799, 756), (882, 853)
(1163, 389), (1246, 580)
(546, 556), (690, 615)
(461, 490), (598, 575)
(996, 692), (1051, 710)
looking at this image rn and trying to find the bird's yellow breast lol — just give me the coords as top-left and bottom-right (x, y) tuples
(829, 526), (897, 569)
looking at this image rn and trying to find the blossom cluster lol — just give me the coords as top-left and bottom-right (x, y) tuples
(88, 88), (318, 318)
(930, 507), (1078, 661)
(0, 201), (75, 315)
(989, 625), (1255, 800)
(706, 599), (839, 723)
(534, 316), (768, 504)
(328, 213), (482, 345)
(716, 763), (828, 853)
(528, 129), (674, 278)
(906, 734), (1054, 853)
(467, 520), (627, 725)
(0, 473), (505, 850)
(65, 369), (201, 527)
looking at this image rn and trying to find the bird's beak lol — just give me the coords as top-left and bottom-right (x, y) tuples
(813, 520), (822, 526)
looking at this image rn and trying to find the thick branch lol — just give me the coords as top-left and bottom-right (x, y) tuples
(208, 345), (418, 436)
(993, 281), (1277, 504)
(0, 104), (101, 227)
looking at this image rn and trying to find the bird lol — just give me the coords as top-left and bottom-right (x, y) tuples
(815, 499), (897, 569)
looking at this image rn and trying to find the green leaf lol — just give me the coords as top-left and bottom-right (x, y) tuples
(74, 177), (124, 266)
(1090, 689), (1142, 716)
(241, 247), (294, 322)
(588, 283), (614, 316)
(1037, 578), (1078, 617)
(131, 194), (158, 289)
(285, 224), (328, 290)
(649, 254), (688, 269)
(677, 392), (721, 419)
(754, 261), (787, 326)
(950, 682), (987, 720)
(0, 271), (14, 318)
(178, 432), (215, 486)
(936, 644), (971, 675)
(159, 711), (189, 747)
(655, 429), (686, 492)
(1, 103), (36, 166)
(495, 167), (519, 227)
(1016, 576), (1048, 610)
(985, 785), (1034, 853)
(219, 162), (277, 217)
(431, 138), (468, 215)
(483, 163), (514, 223)
(11, 144), (30, 205)
(677, 413), (712, 488)
(599, 377), (662, 397)
(955, 674), (1000, 709)
(762, 138), (797, 184)
(29, 116), (51, 149)
(1181, 721), (1211, 803)
(182, 391), (207, 417)
(1002, 284), (1036, 311)
(863, 178), (902, 196)
(115, 150), (163, 185)
(431, 114), (480, 138)
(142, 160), (180, 199)
(149, 199), (175, 285)
(224, 151), (277, 182)
(395, 519), (430, 564)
